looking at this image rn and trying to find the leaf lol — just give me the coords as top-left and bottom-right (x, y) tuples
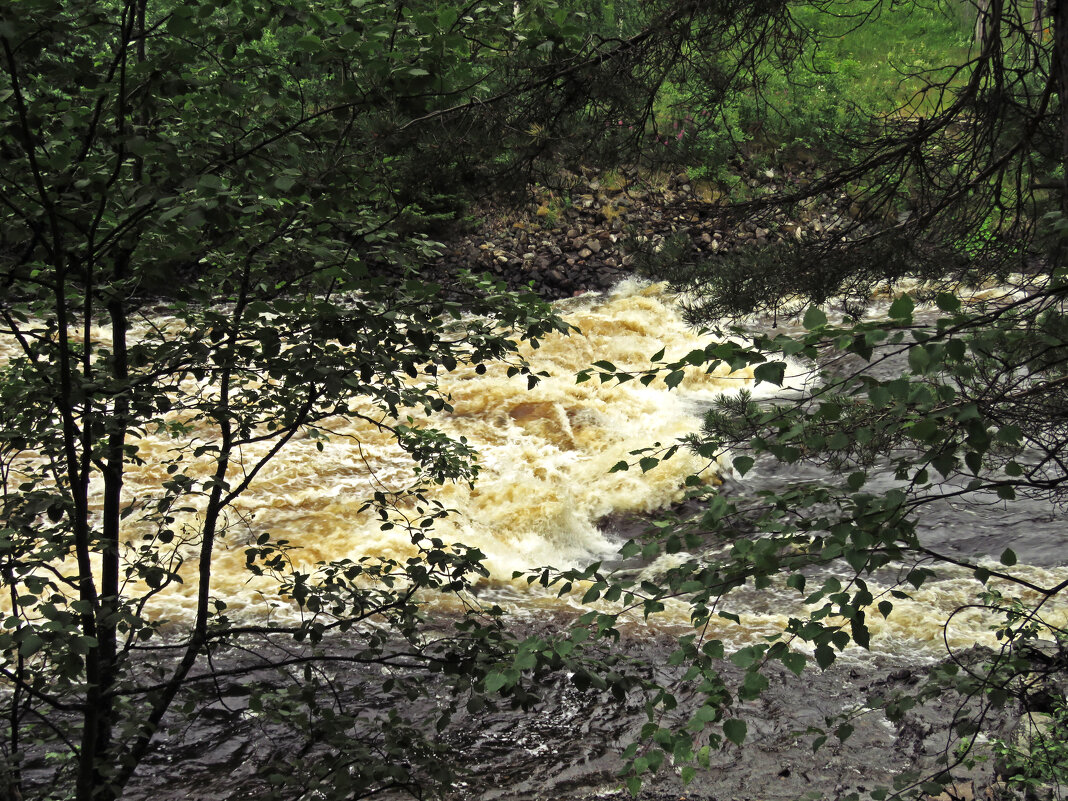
(888, 294), (914, 321)
(781, 652), (806, 676)
(935, 293), (961, 312)
(609, 460), (630, 473)
(484, 672), (509, 693)
(638, 456), (659, 473)
(999, 548), (1017, 566)
(803, 306), (828, 330)
(732, 455), (755, 476)
(908, 346), (931, 373)
(18, 633), (44, 657)
(664, 370), (685, 389)
(815, 644), (836, 669)
(723, 718), (747, 746)
(850, 613), (870, 649)
(753, 361), (786, 386)
(827, 432), (849, 450)
(730, 645), (758, 668)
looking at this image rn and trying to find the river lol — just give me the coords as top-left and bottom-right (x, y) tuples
(3, 280), (1067, 800)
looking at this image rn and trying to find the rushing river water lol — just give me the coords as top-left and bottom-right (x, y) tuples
(4, 280), (1067, 800)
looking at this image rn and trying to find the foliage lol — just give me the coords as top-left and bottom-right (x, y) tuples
(559, 269), (1068, 799)
(4, 1), (1068, 800)
(0, 0), (664, 798)
(543, 1), (1068, 798)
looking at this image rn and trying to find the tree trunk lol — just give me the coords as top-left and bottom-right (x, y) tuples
(1054, 0), (1068, 216)
(975, 0), (991, 46)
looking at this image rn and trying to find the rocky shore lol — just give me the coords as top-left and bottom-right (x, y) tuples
(431, 164), (878, 300)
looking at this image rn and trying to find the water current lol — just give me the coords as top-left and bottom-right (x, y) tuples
(4, 280), (1067, 800)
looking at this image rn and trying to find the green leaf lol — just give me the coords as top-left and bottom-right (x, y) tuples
(781, 652), (806, 676)
(999, 548), (1017, 566)
(733, 455), (755, 476)
(850, 613), (870, 649)
(814, 644), (835, 669)
(753, 361), (786, 386)
(484, 672), (509, 693)
(664, 370), (685, 389)
(935, 293), (961, 312)
(723, 718), (747, 746)
(888, 294), (914, 321)
(639, 456), (659, 473)
(18, 633), (44, 657)
(609, 460), (630, 473)
(908, 346), (931, 374)
(847, 471), (867, 491)
(826, 432), (849, 450)
(803, 306), (828, 330)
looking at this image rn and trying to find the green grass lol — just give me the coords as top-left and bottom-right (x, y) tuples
(652, 1), (979, 176)
(793, 1), (976, 116)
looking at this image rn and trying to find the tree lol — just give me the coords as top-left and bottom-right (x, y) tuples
(552, 1), (1068, 798)
(0, 1), (630, 798)
(6, 1), (1068, 800)
(7, 0), (864, 797)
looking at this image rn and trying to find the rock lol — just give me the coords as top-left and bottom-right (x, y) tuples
(579, 248), (593, 259)
(585, 238), (601, 253)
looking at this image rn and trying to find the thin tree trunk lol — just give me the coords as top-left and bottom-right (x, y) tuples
(1054, 0), (1068, 216)
(975, 0), (991, 46)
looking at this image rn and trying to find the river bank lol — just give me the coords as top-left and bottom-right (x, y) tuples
(428, 164), (875, 300)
